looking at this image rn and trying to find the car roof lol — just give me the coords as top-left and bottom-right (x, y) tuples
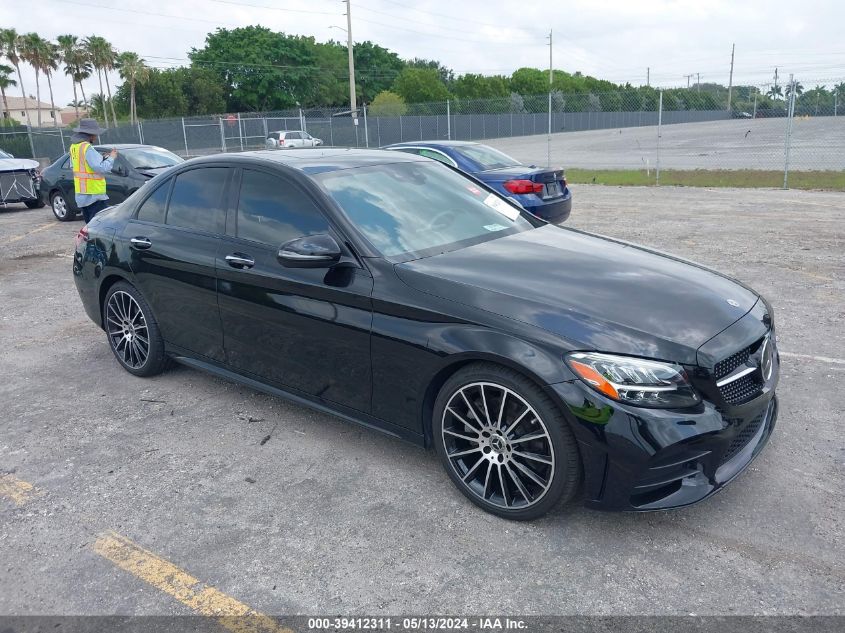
(93, 144), (169, 151)
(184, 148), (429, 174)
(269, 130), (306, 134)
(385, 140), (481, 149)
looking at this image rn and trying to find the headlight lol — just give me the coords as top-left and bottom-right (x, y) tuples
(565, 352), (700, 408)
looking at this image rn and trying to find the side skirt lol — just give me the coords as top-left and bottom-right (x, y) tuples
(170, 353), (426, 447)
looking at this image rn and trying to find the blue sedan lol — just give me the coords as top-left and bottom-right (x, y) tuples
(384, 140), (572, 224)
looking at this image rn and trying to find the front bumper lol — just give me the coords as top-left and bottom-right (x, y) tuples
(0, 169), (40, 205)
(551, 377), (778, 511)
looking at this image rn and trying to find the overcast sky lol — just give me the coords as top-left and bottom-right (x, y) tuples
(7, 0), (844, 107)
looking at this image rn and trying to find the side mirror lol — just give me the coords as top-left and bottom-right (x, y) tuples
(278, 234), (342, 268)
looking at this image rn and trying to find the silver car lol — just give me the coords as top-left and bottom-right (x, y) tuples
(265, 130), (323, 149)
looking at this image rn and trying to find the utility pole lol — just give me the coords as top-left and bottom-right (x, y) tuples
(696, 72), (700, 92)
(727, 43), (735, 111)
(684, 73), (694, 89)
(646, 67), (650, 87)
(344, 0), (357, 126)
(547, 28), (553, 168)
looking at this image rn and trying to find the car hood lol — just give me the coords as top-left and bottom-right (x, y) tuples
(0, 158), (39, 171)
(394, 226), (758, 365)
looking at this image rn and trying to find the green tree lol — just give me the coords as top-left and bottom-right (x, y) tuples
(58, 35), (92, 115)
(57, 35), (81, 120)
(452, 73), (509, 100)
(190, 26), (317, 111)
(182, 66), (226, 115)
(86, 36), (118, 127)
(116, 51), (150, 123)
(368, 90), (406, 116)
(0, 28), (33, 128)
(353, 41), (404, 103)
(406, 58), (453, 87)
(20, 33), (51, 127)
(509, 67), (547, 96)
(392, 67), (450, 104)
(0, 64), (15, 119)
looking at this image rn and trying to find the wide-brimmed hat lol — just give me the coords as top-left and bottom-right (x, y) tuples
(73, 118), (107, 135)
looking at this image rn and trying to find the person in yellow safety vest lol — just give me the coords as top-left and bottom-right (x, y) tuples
(69, 118), (118, 223)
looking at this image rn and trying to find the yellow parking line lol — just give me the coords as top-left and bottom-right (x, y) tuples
(0, 474), (44, 506)
(2, 222), (54, 245)
(92, 532), (291, 633)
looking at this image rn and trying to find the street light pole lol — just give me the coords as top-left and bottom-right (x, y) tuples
(727, 43), (735, 111)
(345, 0), (357, 125)
(547, 29), (552, 168)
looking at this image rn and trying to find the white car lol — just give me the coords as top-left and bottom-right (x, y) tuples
(0, 149), (44, 209)
(265, 130), (323, 149)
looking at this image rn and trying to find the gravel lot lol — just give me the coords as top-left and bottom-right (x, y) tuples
(487, 117), (845, 171)
(1, 185), (843, 617)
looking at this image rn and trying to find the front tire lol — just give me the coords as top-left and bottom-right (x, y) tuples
(433, 363), (582, 520)
(103, 281), (167, 377)
(51, 191), (75, 221)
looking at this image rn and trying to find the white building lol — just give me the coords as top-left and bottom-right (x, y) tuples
(1, 96), (59, 127)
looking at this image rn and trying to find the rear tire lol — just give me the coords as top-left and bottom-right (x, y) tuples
(51, 191), (76, 221)
(25, 198), (45, 209)
(433, 362), (582, 520)
(103, 281), (167, 377)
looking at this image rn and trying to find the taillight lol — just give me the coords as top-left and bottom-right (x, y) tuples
(503, 179), (544, 195)
(75, 226), (89, 247)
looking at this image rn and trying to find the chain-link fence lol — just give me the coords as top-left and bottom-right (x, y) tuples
(2, 77), (842, 188)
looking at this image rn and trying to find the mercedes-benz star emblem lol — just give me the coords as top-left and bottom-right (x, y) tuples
(760, 336), (774, 381)
(726, 299), (740, 307)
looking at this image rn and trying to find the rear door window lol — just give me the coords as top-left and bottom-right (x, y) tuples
(166, 168), (227, 234)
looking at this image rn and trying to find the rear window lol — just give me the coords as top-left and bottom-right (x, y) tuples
(456, 145), (521, 170)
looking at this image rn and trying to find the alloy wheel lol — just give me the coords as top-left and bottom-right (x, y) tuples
(52, 194), (67, 219)
(441, 382), (555, 509)
(105, 290), (150, 369)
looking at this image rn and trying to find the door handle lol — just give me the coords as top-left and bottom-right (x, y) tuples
(225, 253), (255, 269)
(130, 237), (152, 249)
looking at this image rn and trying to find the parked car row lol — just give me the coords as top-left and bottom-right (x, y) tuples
(72, 146), (778, 520)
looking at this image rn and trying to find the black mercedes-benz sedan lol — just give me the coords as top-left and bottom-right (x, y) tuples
(72, 149), (779, 520)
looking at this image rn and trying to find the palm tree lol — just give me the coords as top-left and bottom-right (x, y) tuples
(785, 81), (804, 99)
(85, 36), (117, 128)
(57, 35), (92, 118)
(20, 33), (52, 128)
(0, 28), (33, 128)
(766, 84), (782, 100)
(0, 63), (15, 123)
(116, 51), (149, 124)
(43, 41), (61, 128)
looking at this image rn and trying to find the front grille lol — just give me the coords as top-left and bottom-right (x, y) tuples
(719, 373), (763, 405)
(714, 344), (753, 380)
(714, 336), (766, 405)
(721, 409), (766, 464)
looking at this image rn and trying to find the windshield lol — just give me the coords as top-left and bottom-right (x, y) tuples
(123, 147), (183, 169)
(0, 150), (12, 159)
(456, 144), (521, 170)
(315, 162), (533, 259)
